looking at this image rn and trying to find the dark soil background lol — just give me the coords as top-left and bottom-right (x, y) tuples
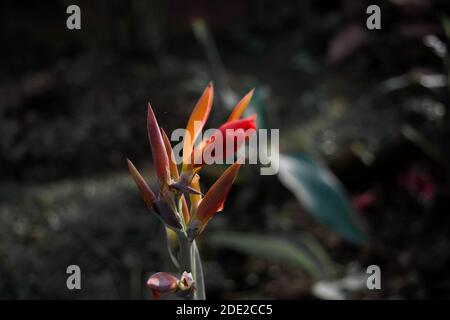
(1, 0), (450, 299)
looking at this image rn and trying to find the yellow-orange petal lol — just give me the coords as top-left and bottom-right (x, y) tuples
(148, 103), (170, 186)
(227, 88), (254, 122)
(188, 162), (241, 239)
(189, 174), (202, 212)
(160, 128), (179, 180)
(182, 82), (214, 172)
(127, 159), (156, 208)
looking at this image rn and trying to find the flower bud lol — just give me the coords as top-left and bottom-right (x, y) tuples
(179, 271), (195, 291)
(147, 272), (179, 299)
(176, 272), (196, 299)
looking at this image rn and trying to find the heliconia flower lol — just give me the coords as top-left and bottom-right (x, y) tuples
(147, 103), (171, 186)
(147, 272), (179, 299)
(181, 82), (214, 175)
(187, 162), (241, 241)
(127, 159), (156, 209)
(129, 83), (251, 238)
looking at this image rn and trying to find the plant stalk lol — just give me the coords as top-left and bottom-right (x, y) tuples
(175, 193), (206, 300)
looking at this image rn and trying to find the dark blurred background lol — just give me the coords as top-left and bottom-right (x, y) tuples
(1, 0), (450, 299)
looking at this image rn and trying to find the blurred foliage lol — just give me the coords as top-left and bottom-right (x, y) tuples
(209, 232), (336, 279)
(278, 154), (366, 244)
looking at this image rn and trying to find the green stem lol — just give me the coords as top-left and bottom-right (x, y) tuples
(174, 194), (206, 300)
(175, 232), (206, 300)
(192, 240), (206, 300)
(178, 232), (192, 274)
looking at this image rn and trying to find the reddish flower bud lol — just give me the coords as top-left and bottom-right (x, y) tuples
(147, 272), (179, 299)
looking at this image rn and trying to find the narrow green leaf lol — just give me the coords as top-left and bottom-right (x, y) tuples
(208, 232), (335, 279)
(277, 154), (366, 245)
(247, 87), (268, 129)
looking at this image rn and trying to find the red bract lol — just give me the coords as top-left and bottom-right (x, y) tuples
(200, 115), (257, 164)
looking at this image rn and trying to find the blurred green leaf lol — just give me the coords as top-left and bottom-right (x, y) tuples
(441, 15), (450, 40)
(208, 232), (336, 279)
(277, 154), (366, 245)
(247, 87), (268, 129)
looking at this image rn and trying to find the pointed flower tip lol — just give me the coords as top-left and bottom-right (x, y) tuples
(147, 102), (155, 119)
(147, 102), (170, 186)
(227, 88), (256, 122)
(244, 88), (255, 101)
(182, 82), (214, 168)
(127, 158), (156, 208)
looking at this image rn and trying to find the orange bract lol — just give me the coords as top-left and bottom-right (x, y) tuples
(182, 82), (214, 173)
(227, 88), (254, 122)
(188, 162), (242, 239)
